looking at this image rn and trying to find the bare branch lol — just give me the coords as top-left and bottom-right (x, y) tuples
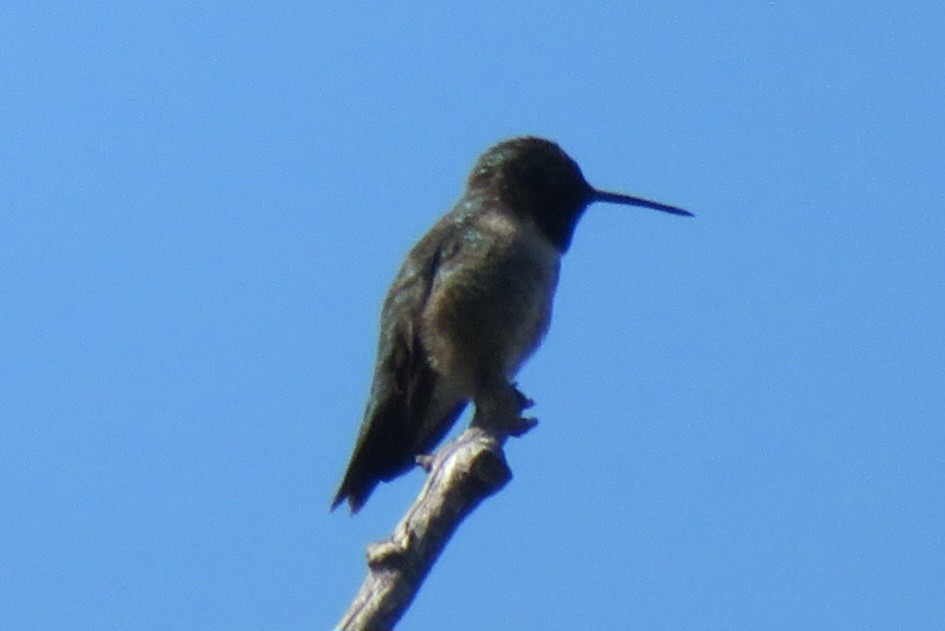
(337, 399), (536, 631)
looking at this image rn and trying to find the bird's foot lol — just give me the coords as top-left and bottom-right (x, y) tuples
(511, 383), (535, 411)
(472, 382), (539, 437)
(508, 416), (538, 437)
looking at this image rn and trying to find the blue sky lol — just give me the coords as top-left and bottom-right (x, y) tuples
(2, 3), (943, 629)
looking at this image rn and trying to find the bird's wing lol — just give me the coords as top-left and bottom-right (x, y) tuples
(331, 216), (468, 513)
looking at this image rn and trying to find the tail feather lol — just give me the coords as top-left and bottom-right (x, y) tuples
(331, 399), (468, 513)
(330, 469), (377, 513)
(330, 396), (417, 513)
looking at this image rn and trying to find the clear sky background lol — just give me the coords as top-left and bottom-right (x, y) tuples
(2, 3), (943, 630)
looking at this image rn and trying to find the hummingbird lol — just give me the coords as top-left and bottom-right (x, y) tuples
(332, 136), (692, 513)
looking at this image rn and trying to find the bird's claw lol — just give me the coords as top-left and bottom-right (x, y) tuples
(511, 383), (535, 411)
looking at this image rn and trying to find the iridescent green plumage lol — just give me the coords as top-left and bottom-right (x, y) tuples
(332, 137), (690, 512)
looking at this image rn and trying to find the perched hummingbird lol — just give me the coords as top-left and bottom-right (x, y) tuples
(332, 136), (691, 513)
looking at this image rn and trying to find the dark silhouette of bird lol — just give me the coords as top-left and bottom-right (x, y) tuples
(332, 136), (691, 512)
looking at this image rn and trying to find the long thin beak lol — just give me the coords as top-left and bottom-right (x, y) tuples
(593, 188), (694, 217)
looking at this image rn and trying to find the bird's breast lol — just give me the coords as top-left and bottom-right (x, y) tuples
(421, 212), (561, 391)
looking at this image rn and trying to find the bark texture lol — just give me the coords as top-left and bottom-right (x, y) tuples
(337, 401), (535, 631)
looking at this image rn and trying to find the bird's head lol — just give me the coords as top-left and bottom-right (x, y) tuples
(466, 136), (692, 251)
